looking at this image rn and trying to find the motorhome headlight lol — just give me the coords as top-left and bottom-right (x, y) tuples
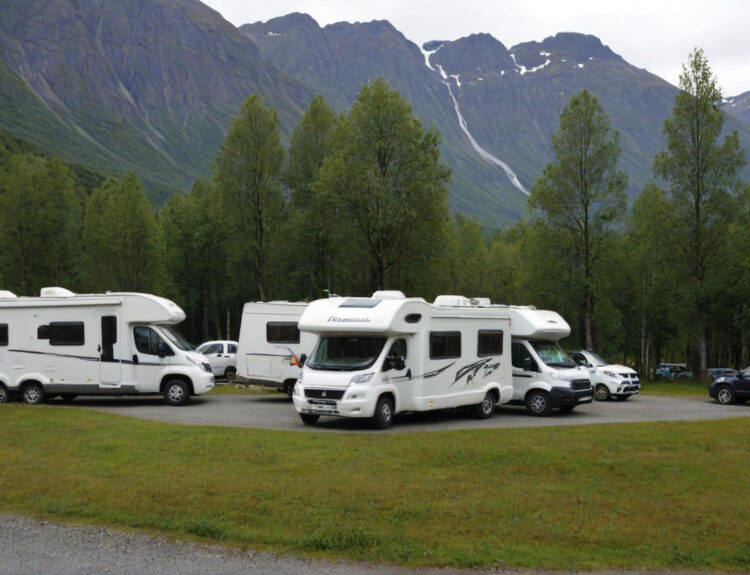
(349, 372), (375, 385)
(187, 354), (212, 373)
(604, 370), (618, 378)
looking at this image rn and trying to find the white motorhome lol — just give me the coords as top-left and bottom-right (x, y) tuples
(237, 301), (316, 395)
(0, 287), (214, 405)
(498, 305), (593, 415)
(292, 292), (513, 428)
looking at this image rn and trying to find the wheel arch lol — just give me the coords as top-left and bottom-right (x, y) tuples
(160, 374), (194, 395)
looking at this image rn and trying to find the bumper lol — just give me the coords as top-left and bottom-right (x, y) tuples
(550, 386), (593, 407)
(293, 385), (375, 419)
(192, 372), (215, 395)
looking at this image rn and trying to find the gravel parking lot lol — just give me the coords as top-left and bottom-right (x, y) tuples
(61, 391), (750, 432)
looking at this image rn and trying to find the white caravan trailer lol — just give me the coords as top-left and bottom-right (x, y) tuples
(493, 305), (593, 416)
(237, 301), (316, 394)
(292, 291), (513, 428)
(0, 287), (214, 405)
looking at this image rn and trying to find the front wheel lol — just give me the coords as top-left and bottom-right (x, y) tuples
(472, 391), (496, 419)
(224, 366), (237, 381)
(0, 385), (8, 404)
(715, 384), (736, 405)
(525, 390), (551, 416)
(21, 382), (45, 405)
(300, 413), (319, 426)
(594, 384), (611, 401)
(164, 380), (190, 406)
(371, 396), (394, 429)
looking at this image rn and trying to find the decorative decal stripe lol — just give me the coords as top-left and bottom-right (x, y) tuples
(9, 349), (165, 367)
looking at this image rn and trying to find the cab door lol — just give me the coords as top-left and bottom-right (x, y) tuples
(98, 312), (121, 386)
(511, 340), (539, 400)
(132, 326), (171, 391)
(382, 338), (411, 409)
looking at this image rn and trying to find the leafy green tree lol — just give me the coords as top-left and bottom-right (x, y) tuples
(283, 95), (339, 298)
(0, 154), (81, 295)
(161, 178), (226, 342)
(653, 48), (746, 374)
(82, 172), (162, 292)
(316, 78), (451, 292)
(528, 89), (627, 350)
(214, 94), (284, 302)
(443, 214), (489, 296)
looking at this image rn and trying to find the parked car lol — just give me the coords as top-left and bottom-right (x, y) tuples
(654, 363), (693, 380)
(196, 340), (238, 380)
(569, 350), (640, 401)
(708, 367), (735, 379)
(708, 367), (750, 405)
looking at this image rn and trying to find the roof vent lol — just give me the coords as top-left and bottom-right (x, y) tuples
(371, 290), (406, 300)
(434, 295), (470, 307)
(40, 287), (76, 298)
(468, 297), (491, 307)
(0, 290), (17, 299)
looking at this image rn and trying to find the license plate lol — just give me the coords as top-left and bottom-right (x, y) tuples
(308, 400), (337, 414)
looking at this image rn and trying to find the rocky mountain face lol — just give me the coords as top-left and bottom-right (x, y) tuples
(0, 0), (309, 201)
(725, 91), (750, 125)
(0, 1), (748, 223)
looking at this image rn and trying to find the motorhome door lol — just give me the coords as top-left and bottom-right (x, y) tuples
(98, 312), (122, 385)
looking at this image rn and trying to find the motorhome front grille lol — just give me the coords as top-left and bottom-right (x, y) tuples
(571, 379), (591, 390)
(305, 388), (345, 400)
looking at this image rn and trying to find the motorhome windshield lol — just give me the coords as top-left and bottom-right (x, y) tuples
(160, 326), (193, 351)
(531, 341), (576, 368)
(306, 336), (387, 371)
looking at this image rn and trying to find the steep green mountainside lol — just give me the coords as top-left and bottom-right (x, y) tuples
(0, 0), (309, 202)
(724, 91), (750, 125)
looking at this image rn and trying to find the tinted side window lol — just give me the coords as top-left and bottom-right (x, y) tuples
(430, 331), (461, 359)
(228, 343), (237, 354)
(478, 330), (503, 357)
(201, 343), (222, 355)
(0, 324), (7, 346)
(134, 327), (166, 356)
(267, 322), (300, 344)
(511, 342), (535, 369)
(49, 322), (85, 346)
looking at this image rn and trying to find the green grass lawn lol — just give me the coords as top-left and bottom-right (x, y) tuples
(639, 379), (710, 396)
(207, 382), (277, 395)
(1, 405), (748, 571)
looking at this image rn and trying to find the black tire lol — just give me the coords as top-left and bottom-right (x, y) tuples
(715, 384), (736, 405)
(372, 395), (394, 429)
(525, 389), (552, 416)
(59, 394), (77, 403)
(21, 382), (45, 405)
(594, 384), (611, 401)
(472, 391), (496, 419)
(164, 380), (190, 406)
(0, 385), (8, 404)
(300, 413), (319, 426)
(284, 379), (297, 398)
(224, 366), (237, 381)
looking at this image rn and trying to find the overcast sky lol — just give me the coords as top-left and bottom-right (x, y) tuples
(202, 0), (749, 97)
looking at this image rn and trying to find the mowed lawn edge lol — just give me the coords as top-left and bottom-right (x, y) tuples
(1, 405), (748, 571)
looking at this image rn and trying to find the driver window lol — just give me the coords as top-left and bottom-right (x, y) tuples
(384, 338), (407, 369)
(134, 326), (168, 356)
(512, 342), (536, 371)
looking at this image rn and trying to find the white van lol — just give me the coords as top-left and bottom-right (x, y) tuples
(500, 306), (593, 415)
(569, 350), (640, 401)
(0, 287), (214, 405)
(292, 291), (513, 428)
(236, 301), (316, 395)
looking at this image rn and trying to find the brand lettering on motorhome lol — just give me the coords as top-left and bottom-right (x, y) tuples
(327, 316), (371, 323)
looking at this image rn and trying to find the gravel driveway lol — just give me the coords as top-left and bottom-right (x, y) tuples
(62, 391), (750, 432)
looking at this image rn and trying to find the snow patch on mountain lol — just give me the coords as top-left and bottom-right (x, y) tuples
(424, 49), (529, 196)
(509, 52), (551, 75)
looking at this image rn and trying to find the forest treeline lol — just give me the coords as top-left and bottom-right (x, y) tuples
(1, 51), (748, 377)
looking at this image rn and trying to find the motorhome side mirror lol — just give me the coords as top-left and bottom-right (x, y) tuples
(523, 357), (538, 372)
(157, 341), (169, 358)
(394, 357), (406, 371)
(300, 353), (307, 367)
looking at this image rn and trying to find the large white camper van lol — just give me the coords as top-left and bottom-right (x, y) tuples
(237, 301), (316, 394)
(500, 305), (593, 415)
(0, 287), (214, 405)
(292, 292), (513, 428)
